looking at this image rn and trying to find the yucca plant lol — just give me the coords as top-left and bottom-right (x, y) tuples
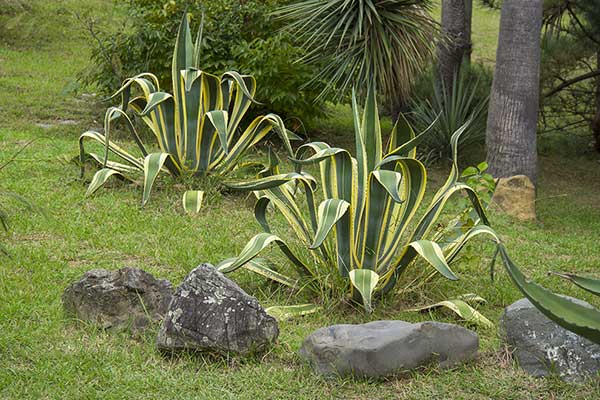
(410, 71), (489, 161)
(276, 0), (438, 107)
(79, 13), (296, 209)
(218, 86), (501, 312)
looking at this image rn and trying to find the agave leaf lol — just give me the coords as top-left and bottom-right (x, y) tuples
(361, 85), (382, 173)
(499, 245), (600, 344)
(217, 232), (310, 277)
(225, 172), (316, 191)
(139, 92), (174, 116)
(349, 269), (379, 313)
(549, 272), (600, 296)
(85, 168), (124, 197)
(182, 190), (204, 213)
(141, 153), (169, 207)
(372, 170), (403, 203)
(265, 304), (321, 321)
(217, 257), (298, 288)
(310, 199), (350, 249)
(457, 293), (487, 303)
(79, 130), (143, 173)
(252, 195), (317, 276)
(409, 240), (458, 281)
(206, 110), (229, 154)
(407, 299), (493, 328)
(385, 114), (438, 159)
(387, 113), (415, 156)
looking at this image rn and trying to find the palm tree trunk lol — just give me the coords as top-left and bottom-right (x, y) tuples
(486, 0), (543, 184)
(464, 0), (472, 65)
(438, 0), (468, 92)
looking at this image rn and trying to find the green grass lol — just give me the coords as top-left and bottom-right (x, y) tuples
(1, 1), (600, 399)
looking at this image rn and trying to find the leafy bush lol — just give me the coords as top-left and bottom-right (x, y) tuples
(409, 65), (491, 161)
(219, 86), (502, 313)
(79, 14), (296, 209)
(80, 0), (327, 125)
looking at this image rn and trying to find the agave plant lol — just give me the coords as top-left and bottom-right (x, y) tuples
(79, 13), (295, 208)
(218, 86), (501, 312)
(497, 249), (600, 345)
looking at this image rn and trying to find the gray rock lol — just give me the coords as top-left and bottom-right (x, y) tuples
(62, 267), (173, 332)
(501, 297), (600, 382)
(299, 320), (479, 378)
(156, 263), (278, 355)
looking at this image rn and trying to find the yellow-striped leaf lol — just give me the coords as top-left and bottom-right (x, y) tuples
(310, 199), (350, 249)
(407, 299), (493, 328)
(218, 233), (289, 274)
(142, 153), (169, 207)
(85, 168), (123, 197)
(409, 240), (458, 281)
(265, 304), (321, 321)
(349, 269), (379, 313)
(182, 190), (204, 213)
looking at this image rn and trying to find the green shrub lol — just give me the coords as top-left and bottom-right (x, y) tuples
(80, 0), (327, 125)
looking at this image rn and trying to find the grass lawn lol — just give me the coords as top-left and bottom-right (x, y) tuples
(1, 1), (600, 399)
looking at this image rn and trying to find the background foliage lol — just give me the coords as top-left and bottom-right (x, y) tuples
(80, 0), (327, 126)
(409, 64), (492, 161)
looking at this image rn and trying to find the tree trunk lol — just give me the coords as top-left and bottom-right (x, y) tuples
(486, 0), (543, 184)
(438, 0), (469, 92)
(593, 51), (600, 152)
(464, 0), (472, 65)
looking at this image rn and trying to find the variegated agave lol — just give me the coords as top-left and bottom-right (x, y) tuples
(218, 86), (501, 312)
(79, 13), (295, 208)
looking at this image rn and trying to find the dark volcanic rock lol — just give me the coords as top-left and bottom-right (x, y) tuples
(501, 297), (600, 382)
(299, 320), (479, 378)
(62, 267), (173, 332)
(156, 263), (278, 355)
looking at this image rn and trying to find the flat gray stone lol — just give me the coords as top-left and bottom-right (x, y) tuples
(156, 263), (278, 355)
(501, 297), (600, 382)
(299, 320), (479, 378)
(62, 267), (173, 332)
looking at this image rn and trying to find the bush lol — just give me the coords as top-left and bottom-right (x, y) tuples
(80, 0), (327, 126)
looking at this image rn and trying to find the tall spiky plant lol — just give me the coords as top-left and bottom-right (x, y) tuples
(276, 0), (439, 107)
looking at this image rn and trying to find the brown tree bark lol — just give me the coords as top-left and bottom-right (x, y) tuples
(438, 0), (469, 92)
(486, 0), (543, 184)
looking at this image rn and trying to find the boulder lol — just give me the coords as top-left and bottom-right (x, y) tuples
(490, 175), (536, 221)
(62, 267), (173, 332)
(156, 263), (278, 355)
(501, 298), (600, 382)
(299, 320), (479, 378)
